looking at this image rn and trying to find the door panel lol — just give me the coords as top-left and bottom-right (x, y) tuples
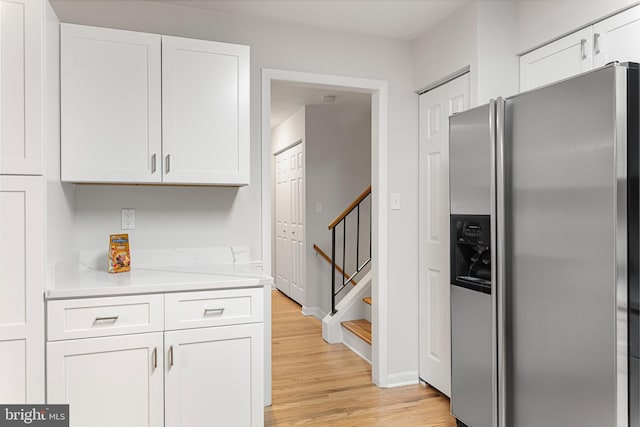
(520, 27), (593, 91)
(164, 324), (263, 427)
(593, 5), (640, 68)
(274, 143), (305, 305)
(60, 24), (161, 183)
(0, 0), (42, 175)
(47, 333), (164, 427)
(419, 73), (470, 396)
(504, 65), (618, 427)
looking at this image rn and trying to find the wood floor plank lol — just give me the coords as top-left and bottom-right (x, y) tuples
(265, 290), (456, 426)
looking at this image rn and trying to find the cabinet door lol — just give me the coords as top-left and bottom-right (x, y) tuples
(0, 176), (44, 403)
(593, 5), (640, 68)
(162, 36), (249, 185)
(47, 333), (164, 427)
(520, 27), (593, 91)
(0, 0), (42, 175)
(165, 324), (264, 427)
(61, 24), (162, 183)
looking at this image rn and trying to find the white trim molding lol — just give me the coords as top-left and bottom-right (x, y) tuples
(261, 68), (389, 387)
(386, 371), (420, 388)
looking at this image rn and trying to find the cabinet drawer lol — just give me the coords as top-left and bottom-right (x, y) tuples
(47, 295), (164, 341)
(165, 288), (263, 330)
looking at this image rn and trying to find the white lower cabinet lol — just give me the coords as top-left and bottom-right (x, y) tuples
(165, 324), (264, 427)
(46, 288), (264, 427)
(47, 333), (164, 427)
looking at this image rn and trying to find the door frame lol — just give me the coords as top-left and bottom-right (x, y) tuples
(261, 68), (389, 387)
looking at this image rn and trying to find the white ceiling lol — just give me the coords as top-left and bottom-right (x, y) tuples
(271, 81), (371, 128)
(152, 0), (469, 40)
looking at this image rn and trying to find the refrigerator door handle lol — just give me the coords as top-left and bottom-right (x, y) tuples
(494, 97), (507, 427)
(489, 99), (498, 427)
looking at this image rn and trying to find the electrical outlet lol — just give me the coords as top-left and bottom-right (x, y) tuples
(121, 208), (135, 230)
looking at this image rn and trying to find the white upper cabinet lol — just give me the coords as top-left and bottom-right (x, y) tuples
(593, 5), (640, 68)
(61, 24), (162, 183)
(1, 0), (43, 175)
(521, 5), (640, 91)
(520, 27), (593, 91)
(162, 37), (249, 185)
(61, 25), (250, 186)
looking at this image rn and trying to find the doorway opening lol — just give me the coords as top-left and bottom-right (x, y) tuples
(261, 69), (390, 396)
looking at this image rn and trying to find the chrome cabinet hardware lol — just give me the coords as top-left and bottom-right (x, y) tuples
(594, 33), (601, 55)
(152, 347), (158, 369)
(151, 153), (157, 173)
(94, 315), (119, 322)
(580, 39), (588, 59)
(204, 308), (225, 315)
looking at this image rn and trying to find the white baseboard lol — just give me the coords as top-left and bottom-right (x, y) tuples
(301, 306), (326, 319)
(382, 371), (419, 388)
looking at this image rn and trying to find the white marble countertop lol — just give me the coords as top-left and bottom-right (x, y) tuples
(45, 264), (273, 300)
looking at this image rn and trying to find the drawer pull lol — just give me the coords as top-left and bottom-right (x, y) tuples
(94, 315), (119, 323)
(204, 308), (225, 315)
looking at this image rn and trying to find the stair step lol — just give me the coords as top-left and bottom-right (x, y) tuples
(362, 297), (372, 305)
(341, 319), (372, 345)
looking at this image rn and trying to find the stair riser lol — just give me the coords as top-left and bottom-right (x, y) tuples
(342, 327), (372, 364)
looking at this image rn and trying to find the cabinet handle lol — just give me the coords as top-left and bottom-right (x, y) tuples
(204, 307), (225, 315)
(94, 315), (119, 323)
(152, 347), (158, 369)
(151, 154), (157, 174)
(580, 38), (587, 60)
(594, 33), (601, 55)
(165, 155), (171, 174)
(169, 345), (174, 368)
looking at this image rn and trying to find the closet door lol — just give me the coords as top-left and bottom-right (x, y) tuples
(274, 143), (305, 305)
(520, 27), (593, 91)
(593, 5), (640, 68)
(418, 73), (469, 397)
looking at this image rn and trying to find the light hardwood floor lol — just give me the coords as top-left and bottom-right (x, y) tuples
(265, 290), (457, 426)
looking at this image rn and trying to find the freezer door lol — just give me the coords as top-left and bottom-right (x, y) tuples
(501, 65), (626, 426)
(450, 105), (492, 215)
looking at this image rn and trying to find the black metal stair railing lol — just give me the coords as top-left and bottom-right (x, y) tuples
(328, 186), (372, 315)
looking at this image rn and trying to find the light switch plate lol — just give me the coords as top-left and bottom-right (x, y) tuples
(391, 193), (401, 210)
(121, 208), (135, 230)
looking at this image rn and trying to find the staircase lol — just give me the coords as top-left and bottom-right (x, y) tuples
(314, 186), (373, 363)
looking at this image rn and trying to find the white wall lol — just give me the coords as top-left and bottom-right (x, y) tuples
(51, 0), (419, 383)
(45, 1), (76, 281)
(305, 103), (371, 315)
(271, 107), (305, 155)
(412, 1), (518, 105)
(516, 0), (639, 53)
(476, 1), (519, 103)
(412, 3), (478, 97)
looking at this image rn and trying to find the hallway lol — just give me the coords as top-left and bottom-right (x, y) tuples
(265, 290), (456, 426)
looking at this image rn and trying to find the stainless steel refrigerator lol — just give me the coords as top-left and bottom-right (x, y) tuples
(449, 62), (640, 427)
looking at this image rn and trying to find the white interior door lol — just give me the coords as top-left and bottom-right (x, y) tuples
(274, 143), (305, 305)
(287, 143), (305, 304)
(275, 150), (291, 296)
(418, 73), (470, 397)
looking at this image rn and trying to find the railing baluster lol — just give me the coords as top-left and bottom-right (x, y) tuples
(356, 204), (360, 271)
(342, 220), (347, 286)
(331, 226), (336, 315)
